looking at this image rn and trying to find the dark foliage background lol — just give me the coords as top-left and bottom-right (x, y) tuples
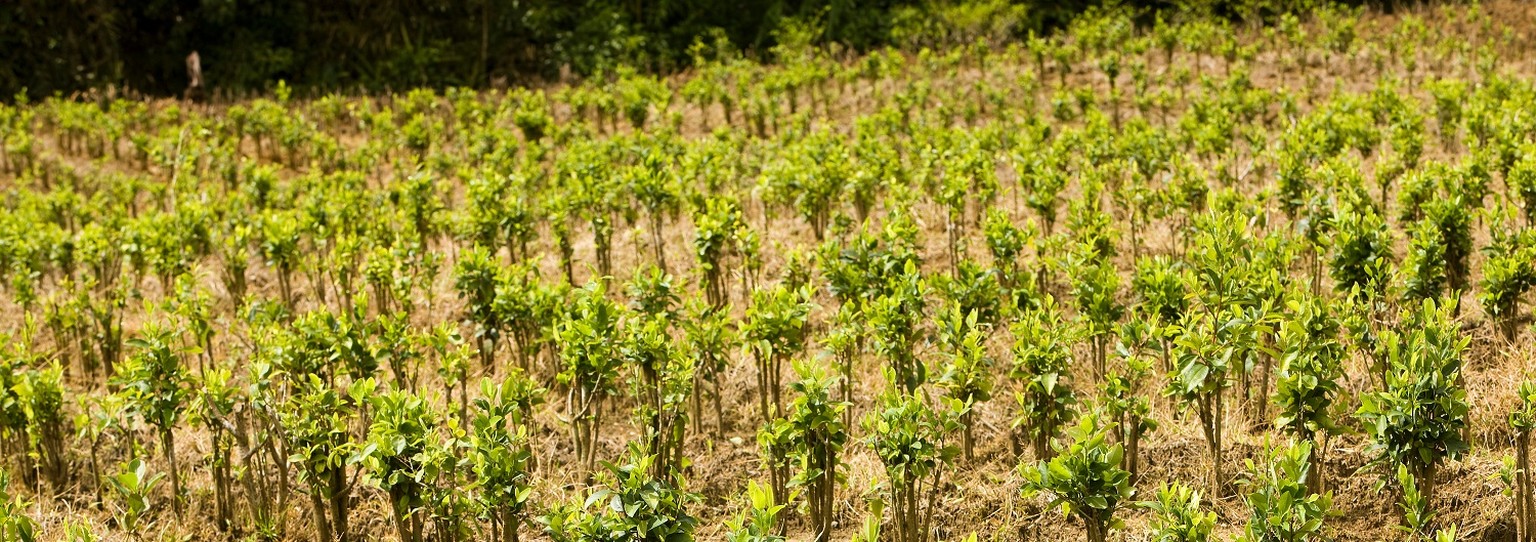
(0, 0), (1361, 98)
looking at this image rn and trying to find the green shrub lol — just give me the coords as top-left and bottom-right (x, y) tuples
(1274, 296), (1344, 494)
(865, 391), (961, 542)
(1237, 440), (1334, 542)
(1010, 297), (1078, 461)
(1142, 483), (1215, 542)
(0, 469), (36, 542)
(936, 309), (994, 461)
(116, 324), (190, 516)
(1356, 300), (1470, 519)
(541, 452), (699, 542)
(1023, 414), (1134, 542)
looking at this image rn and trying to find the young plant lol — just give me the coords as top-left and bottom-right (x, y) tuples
(1402, 219), (1448, 304)
(470, 375), (544, 542)
(622, 313), (694, 477)
(763, 359), (847, 542)
(1142, 483), (1216, 542)
(629, 154), (680, 270)
(1478, 229), (1536, 340)
(115, 323), (190, 516)
(260, 211), (303, 308)
(1509, 382), (1536, 542)
(363, 388), (449, 542)
(1022, 414), (1135, 542)
(1397, 464), (1435, 540)
(1512, 149), (1536, 227)
(1274, 296), (1344, 494)
(821, 304), (864, 428)
(932, 260), (1003, 329)
(192, 367), (240, 532)
(743, 284), (814, 421)
(982, 208), (1030, 292)
(453, 245), (503, 368)
(723, 481), (788, 542)
(868, 261), (929, 394)
(1101, 335), (1156, 482)
(682, 301), (735, 437)
(14, 363), (66, 493)
(1166, 312), (1234, 498)
(1327, 208), (1392, 297)
(0, 469), (36, 542)
(864, 391), (962, 542)
(1424, 197), (1472, 298)
(1010, 297), (1077, 461)
(1356, 300), (1470, 518)
(281, 375), (373, 542)
(692, 196), (747, 309)
(1237, 440), (1334, 542)
(540, 452), (699, 542)
(556, 282), (625, 474)
(106, 458), (163, 534)
(936, 309), (994, 462)
(1072, 259), (1123, 381)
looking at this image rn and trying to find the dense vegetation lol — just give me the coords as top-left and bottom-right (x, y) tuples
(3, 1), (1536, 541)
(3, 0), (1344, 98)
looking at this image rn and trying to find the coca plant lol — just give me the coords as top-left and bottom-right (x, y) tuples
(281, 375), (374, 542)
(936, 308), (994, 462)
(1508, 381), (1536, 542)
(682, 301), (735, 437)
(1010, 296), (1078, 461)
(1141, 482), (1216, 542)
(1101, 328), (1156, 482)
(540, 452), (699, 542)
(1237, 440), (1334, 542)
(556, 282), (625, 474)
(723, 481), (789, 542)
(760, 360), (847, 542)
(116, 323), (191, 517)
(1071, 259), (1123, 381)
(622, 313), (694, 477)
(471, 375), (544, 542)
(868, 261), (928, 395)
(363, 388), (452, 542)
(13, 362), (66, 494)
(0, 468), (36, 542)
(1167, 312), (1233, 498)
(1356, 299), (1470, 522)
(1274, 295), (1344, 495)
(1023, 414), (1134, 542)
(864, 391), (961, 542)
(744, 284), (814, 421)
(453, 245), (503, 368)
(1477, 226), (1536, 340)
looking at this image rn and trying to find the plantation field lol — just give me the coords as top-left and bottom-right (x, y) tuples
(5, 2), (1536, 542)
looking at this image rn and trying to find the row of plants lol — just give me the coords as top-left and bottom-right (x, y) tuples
(2, 2), (1536, 541)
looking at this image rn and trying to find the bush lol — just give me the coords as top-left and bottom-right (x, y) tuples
(116, 324), (190, 516)
(0, 468), (36, 542)
(1142, 483), (1215, 542)
(1010, 297), (1078, 461)
(1237, 440), (1334, 542)
(1023, 414), (1134, 542)
(865, 391), (962, 542)
(763, 360), (847, 541)
(1356, 300), (1470, 520)
(541, 452), (699, 542)
(936, 309), (995, 461)
(1274, 296), (1344, 494)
